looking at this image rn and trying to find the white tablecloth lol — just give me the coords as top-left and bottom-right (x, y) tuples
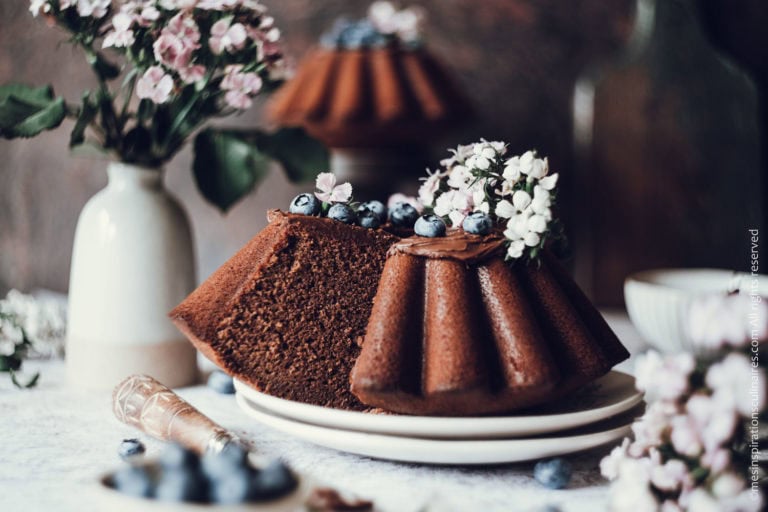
(0, 311), (647, 512)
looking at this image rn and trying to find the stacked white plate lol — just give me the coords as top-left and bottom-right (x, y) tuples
(234, 371), (644, 465)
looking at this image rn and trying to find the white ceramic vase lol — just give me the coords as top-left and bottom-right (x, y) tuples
(66, 162), (198, 390)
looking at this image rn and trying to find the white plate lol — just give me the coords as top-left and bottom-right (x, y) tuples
(236, 394), (640, 465)
(233, 371), (642, 439)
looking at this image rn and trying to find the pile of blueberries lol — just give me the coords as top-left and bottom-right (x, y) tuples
(112, 441), (297, 505)
(320, 18), (390, 50)
(289, 194), (494, 238)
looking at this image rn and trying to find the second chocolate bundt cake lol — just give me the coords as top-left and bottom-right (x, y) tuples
(350, 230), (630, 416)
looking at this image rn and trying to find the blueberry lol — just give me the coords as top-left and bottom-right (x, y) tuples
(112, 465), (153, 498)
(289, 193), (321, 216)
(534, 458), (572, 489)
(388, 202), (419, 228)
(118, 439), (145, 460)
(155, 467), (208, 503)
(250, 460), (297, 500)
(207, 370), (235, 394)
(327, 203), (357, 224)
(414, 215), (447, 238)
(210, 467), (252, 504)
(462, 212), (493, 235)
(359, 201), (387, 223)
(202, 443), (250, 480)
(159, 443), (199, 471)
(356, 204), (382, 229)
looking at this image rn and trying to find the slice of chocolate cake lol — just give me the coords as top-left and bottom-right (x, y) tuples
(170, 210), (400, 410)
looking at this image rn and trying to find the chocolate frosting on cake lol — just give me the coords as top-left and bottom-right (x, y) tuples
(388, 229), (505, 263)
(350, 234), (630, 416)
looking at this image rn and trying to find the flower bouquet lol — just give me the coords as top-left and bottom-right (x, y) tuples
(1, 0), (327, 210)
(601, 293), (767, 511)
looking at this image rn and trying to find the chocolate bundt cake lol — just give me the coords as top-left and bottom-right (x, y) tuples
(268, 47), (470, 148)
(170, 210), (399, 410)
(350, 230), (630, 416)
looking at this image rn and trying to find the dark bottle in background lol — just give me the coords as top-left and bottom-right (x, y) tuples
(572, 0), (763, 306)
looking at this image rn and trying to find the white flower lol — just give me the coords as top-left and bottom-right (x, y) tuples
(630, 401), (676, 456)
(527, 214), (547, 234)
(103, 12), (135, 48)
(29, 0), (51, 17)
(686, 393), (738, 452)
(502, 158), (522, 184)
(523, 232), (540, 247)
(418, 170), (443, 206)
(433, 191), (454, 217)
(468, 155), (490, 170)
(136, 66), (174, 104)
(670, 414), (703, 457)
(475, 201), (490, 214)
(517, 151), (535, 175)
(495, 199), (515, 219)
(504, 214), (530, 240)
(527, 156), (548, 179)
(711, 472), (745, 499)
(209, 18), (248, 55)
(539, 173), (559, 190)
(446, 164), (470, 189)
(314, 172), (352, 203)
(448, 210), (466, 228)
(600, 438), (630, 480)
(651, 459), (691, 492)
(506, 241), (525, 259)
(71, 0), (111, 18)
(707, 352), (764, 416)
(634, 350), (694, 402)
(686, 489), (722, 512)
(701, 448), (730, 473)
(511, 190), (531, 211)
(687, 293), (766, 350)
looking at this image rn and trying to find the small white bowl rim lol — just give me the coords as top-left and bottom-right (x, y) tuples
(624, 268), (765, 297)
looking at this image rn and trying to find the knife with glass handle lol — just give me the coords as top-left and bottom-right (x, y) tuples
(112, 374), (238, 456)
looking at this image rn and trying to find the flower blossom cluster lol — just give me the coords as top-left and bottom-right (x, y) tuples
(419, 141), (560, 261)
(0, 290), (67, 360)
(32, 0), (286, 110)
(601, 293), (766, 512)
(367, 1), (425, 45)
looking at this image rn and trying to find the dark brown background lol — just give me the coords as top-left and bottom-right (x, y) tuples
(0, 0), (765, 305)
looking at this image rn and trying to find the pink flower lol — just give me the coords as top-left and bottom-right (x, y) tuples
(178, 65), (206, 84)
(154, 13), (201, 70)
(634, 350), (695, 402)
(314, 173), (352, 203)
(136, 66), (174, 104)
(670, 414), (703, 457)
(103, 12), (135, 48)
(220, 65), (262, 110)
(418, 170), (444, 207)
(687, 293), (766, 350)
(209, 18), (248, 55)
(706, 353), (765, 416)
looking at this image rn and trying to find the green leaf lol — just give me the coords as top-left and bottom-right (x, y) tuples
(255, 127), (329, 183)
(193, 129), (271, 212)
(0, 355), (22, 372)
(0, 84), (66, 139)
(69, 92), (98, 147)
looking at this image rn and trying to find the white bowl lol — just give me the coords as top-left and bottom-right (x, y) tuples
(624, 268), (767, 353)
